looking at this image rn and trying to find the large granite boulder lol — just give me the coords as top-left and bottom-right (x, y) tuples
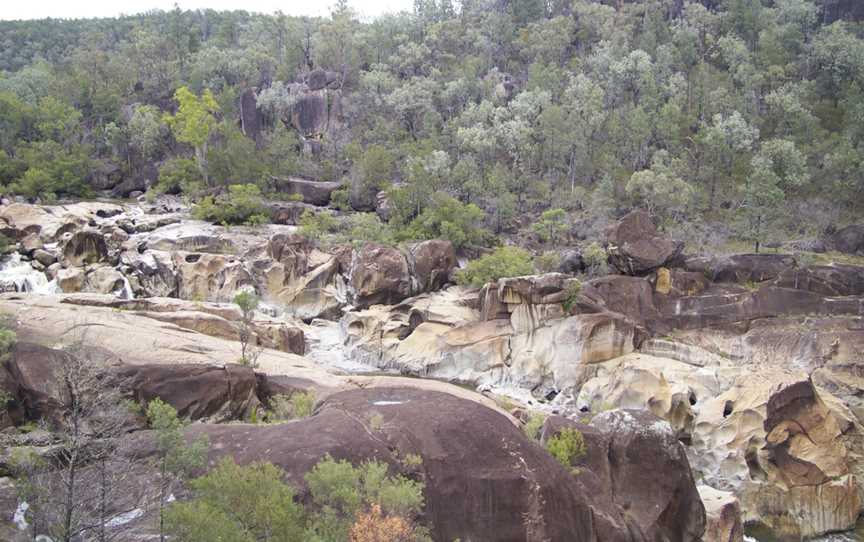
(349, 243), (411, 308)
(831, 223), (864, 255)
(176, 388), (701, 541)
(605, 210), (683, 275)
(542, 410), (706, 542)
(270, 177), (342, 206)
(408, 239), (456, 293)
(61, 230), (110, 267)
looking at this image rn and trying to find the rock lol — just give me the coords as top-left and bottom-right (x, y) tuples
(89, 159), (123, 190)
(31, 249), (56, 267)
(173, 252), (254, 302)
(686, 253), (798, 284)
(773, 263), (864, 296)
(178, 388), (674, 541)
(784, 238), (827, 253)
(290, 92), (330, 137)
(605, 210), (683, 275)
(699, 486), (744, 542)
(267, 201), (318, 225)
(120, 250), (177, 297)
(18, 233), (42, 255)
(690, 370), (861, 539)
(558, 249), (585, 274)
(111, 177), (147, 198)
(238, 87), (263, 143)
(270, 177), (342, 206)
(408, 239), (456, 293)
(375, 189), (392, 221)
(580, 274), (666, 332)
(116, 363), (259, 422)
(56, 267), (85, 293)
(83, 266), (128, 295)
(62, 230), (109, 267)
(832, 223), (864, 254)
(304, 68), (329, 91)
(349, 243), (411, 309)
(543, 410), (706, 541)
(5, 343), (69, 421)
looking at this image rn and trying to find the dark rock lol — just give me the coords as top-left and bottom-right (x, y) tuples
(375, 189), (392, 221)
(116, 364), (259, 422)
(409, 239), (456, 292)
(773, 264), (864, 296)
(271, 177), (342, 206)
(832, 224), (864, 255)
(179, 388), (666, 542)
(267, 201), (319, 225)
(62, 230), (109, 267)
(239, 87), (263, 144)
(558, 249), (585, 274)
(349, 243), (411, 308)
(111, 177), (148, 199)
(688, 254), (798, 284)
(543, 410), (706, 542)
(605, 210), (683, 275)
(305, 69), (328, 91)
(290, 92), (329, 137)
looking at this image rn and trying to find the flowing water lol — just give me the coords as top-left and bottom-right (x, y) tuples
(0, 253), (58, 294)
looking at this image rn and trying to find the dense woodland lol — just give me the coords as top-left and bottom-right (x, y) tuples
(2, 0), (864, 253)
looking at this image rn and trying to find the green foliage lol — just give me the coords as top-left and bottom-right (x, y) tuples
(581, 242), (608, 277)
(193, 184), (269, 225)
(156, 157), (203, 195)
(147, 398), (209, 476)
(523, 413), (546, 441)
(399, 193), (489, 249)
(531, 208), (568, 244)
(534, 251), (560, 273)
(290, 391), (316, 419)
(546, 427), (587, 470)
(562, 280), (583, 312)
(456, 246), (534, 288)
(304, 454), (425, 542)
(165, 458), (306, 542)
(163, 86), (220, 186)
(10, 141), (92, 200)
(299, 210), (339, 241)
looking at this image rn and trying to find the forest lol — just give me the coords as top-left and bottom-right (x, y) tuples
(1, 0), (864, 257)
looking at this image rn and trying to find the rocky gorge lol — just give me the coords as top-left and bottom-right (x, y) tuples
(0, 197), (863, 541)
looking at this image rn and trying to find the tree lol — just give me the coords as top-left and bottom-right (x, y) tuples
(455, 246), (534, 287)
(625, 150), (694, 221)
(147, 398), (209, 542)
(165, 458), (305, 542)
(531, 208), (567, 244)
(163, 86), (220, 186)
(700, 111), (759, 209)
(233, 290), (261, 367)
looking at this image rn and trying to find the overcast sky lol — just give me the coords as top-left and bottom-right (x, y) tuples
(0, 0), (414, 21)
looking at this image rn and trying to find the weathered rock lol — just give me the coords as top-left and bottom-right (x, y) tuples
(238, 87), (263, 143)
(543, 410), (706, 542)
(172, 252), (253, 302)
(62, 230), (109, 267)
(375, 189), (392, 221)
(558, 249), (585, 274)
(117, 363), (259, 421)
(18, 233), (42, 255)
(349, 243), (411, 309)
(408, 239), (456, 293)
(832, 223), (864, 255)
(267, 201), (318, 225)
(270, 177), (342, 206)
(773, 263), (864, 296)
(56, 266), (85, 292)
(699, 486), (744, 542)
(179, 388), (688, 542)
(605, 210), (683, 275)
(686, 254), (798, 284)
(31, 249), (56, 267)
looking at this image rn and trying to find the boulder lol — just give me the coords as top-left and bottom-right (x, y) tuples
(290, 92), (330, 137)
(349, 243), (411, 309)
(62, 230), (109, 267)
(18, 233), (42, 255)
(267, 201), (318, 225)
(5, 343), (70, 421)
(172, 252), (254, 302)
(558, 249), (585, 274)
(176, 388), (696, 542)
(832, 223), (864, 255)
(408, 239), (456, 293)
(31, 249), (56, 267)
(699, 486), (744, 542)
(56, 267), (85, 293)
(605, 210), (683, 275)
(543, 410), (706, 541)
(270, 177), (342, 206)
(110, 176), (148, 198)
(238, 87), (263, 143)
(375, 189), (392, 221)
(116, 363), (259, 422)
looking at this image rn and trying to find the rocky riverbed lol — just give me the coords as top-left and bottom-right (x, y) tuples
(1, 197), (864, 540)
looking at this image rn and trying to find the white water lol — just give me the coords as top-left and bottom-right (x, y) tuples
(114, 274), (135, 299)
(14, 500), (28, 529)
(0, 253), (58, 294)
(303, 319), (380, 373)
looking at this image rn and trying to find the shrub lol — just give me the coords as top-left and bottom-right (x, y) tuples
(193, 183), (269, 225)
(562, 280), (582, 312)
(531, 208), (568, 244)
(398, 193), (490, 249)
(523, 413), (546, 441)
(534, 251), (560, 273)
(546, 427), (586, 470)
(331, 187), (351, 210)
(299, 209), (339, 241)
(290, 391), (315, 418)
(165, 458), (305, 542)
(456, 246), (534, 287)
(155, 157), (203, 195)
(581, 242), (608, 277)
(345, 213), (395, 247)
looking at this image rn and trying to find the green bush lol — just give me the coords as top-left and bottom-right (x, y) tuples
(398, 193), (490, 249)
(10, 141), (92, 200)
(193, 184), (269, 225)
(298, 209), (339, 241)
(165, 458), (305, 542)
(523, 413), (546, 441)
(155, 157), (203, 195)
(456, 246), (534, 287)
(582, 242), (608, 277)
(531, 208), (568, 244)
(546, 427), (586, 470)
(534, 251), (560, 273)
(562, 280), (582, 312)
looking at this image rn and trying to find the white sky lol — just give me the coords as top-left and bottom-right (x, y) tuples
(0, 0), (414, 21)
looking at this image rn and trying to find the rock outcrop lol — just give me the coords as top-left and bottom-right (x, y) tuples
(605, 210), (683, 275)
(270, 177), (343, 206)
